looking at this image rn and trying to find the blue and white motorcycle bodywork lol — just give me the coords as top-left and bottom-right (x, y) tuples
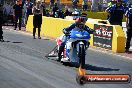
(61, 27), (91, 68)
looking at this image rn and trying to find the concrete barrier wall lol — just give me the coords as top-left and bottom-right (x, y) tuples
(26, 15), (126, 53)
(85, 12), (126, 22)
(112, 25), (126, 52)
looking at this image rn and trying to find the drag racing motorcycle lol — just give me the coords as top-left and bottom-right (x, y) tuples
(56, 27), (91, 68)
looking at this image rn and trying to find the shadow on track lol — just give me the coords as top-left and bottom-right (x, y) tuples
(0, 40), (10, 42)
(0, 40), (23, 44)
(85, 64), (120, 71)
(59, 62), (120, 71)
(12, 42), (23, 43)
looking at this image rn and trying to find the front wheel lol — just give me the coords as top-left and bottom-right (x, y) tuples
(78, 44), (85, 69)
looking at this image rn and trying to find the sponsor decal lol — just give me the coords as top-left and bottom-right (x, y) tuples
(93, 24), (113, 49)
(85, 74), (131, 83)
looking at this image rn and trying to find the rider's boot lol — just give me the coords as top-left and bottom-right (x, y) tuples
(61, 48), (70, 62)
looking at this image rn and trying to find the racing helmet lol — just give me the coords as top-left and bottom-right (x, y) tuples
(75, 16), (87, 24)
(75, 17), (87, 29)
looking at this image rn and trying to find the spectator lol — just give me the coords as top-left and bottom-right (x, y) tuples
(41, 1), (46, 16)
(22, 2), (27, 27)
(50, 0), (55, 8)
(106, 0), (116, 19)
(10, 4), (14, 25)
(0, 4), (4, 42)
(108, 1), (115, 8)
(123, 2), (129, 13)
(106, 0), (125, 26)
(13, 0), (23, 30)
(32, 0), (42, 39)
(72, 0), (79, 9)
(88, 1), (92, 11)
(82, 0), (88, 11)
(103, 3), (108, 11)
(57, 9), (64, 18)
(91, 0), (98, 12)
(56, 0), (60, 8)
(98, 3), (102, 11)
(64, 6), (72, 17)
(26, 0), (33, 23)
(125, 4), (132, 53)
(3, 3), (12, 16)
(45, 9), (50, 17)
(52, 3), (59, 17)
(3, 2), (13, 24)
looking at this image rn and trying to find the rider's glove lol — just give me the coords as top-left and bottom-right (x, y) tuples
(65, 32), (70, 36)
(63, 28), (70, 36)
(88, 28), (95, 34)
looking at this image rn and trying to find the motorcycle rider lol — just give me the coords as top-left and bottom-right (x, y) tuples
(57, 16), (94, 62)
